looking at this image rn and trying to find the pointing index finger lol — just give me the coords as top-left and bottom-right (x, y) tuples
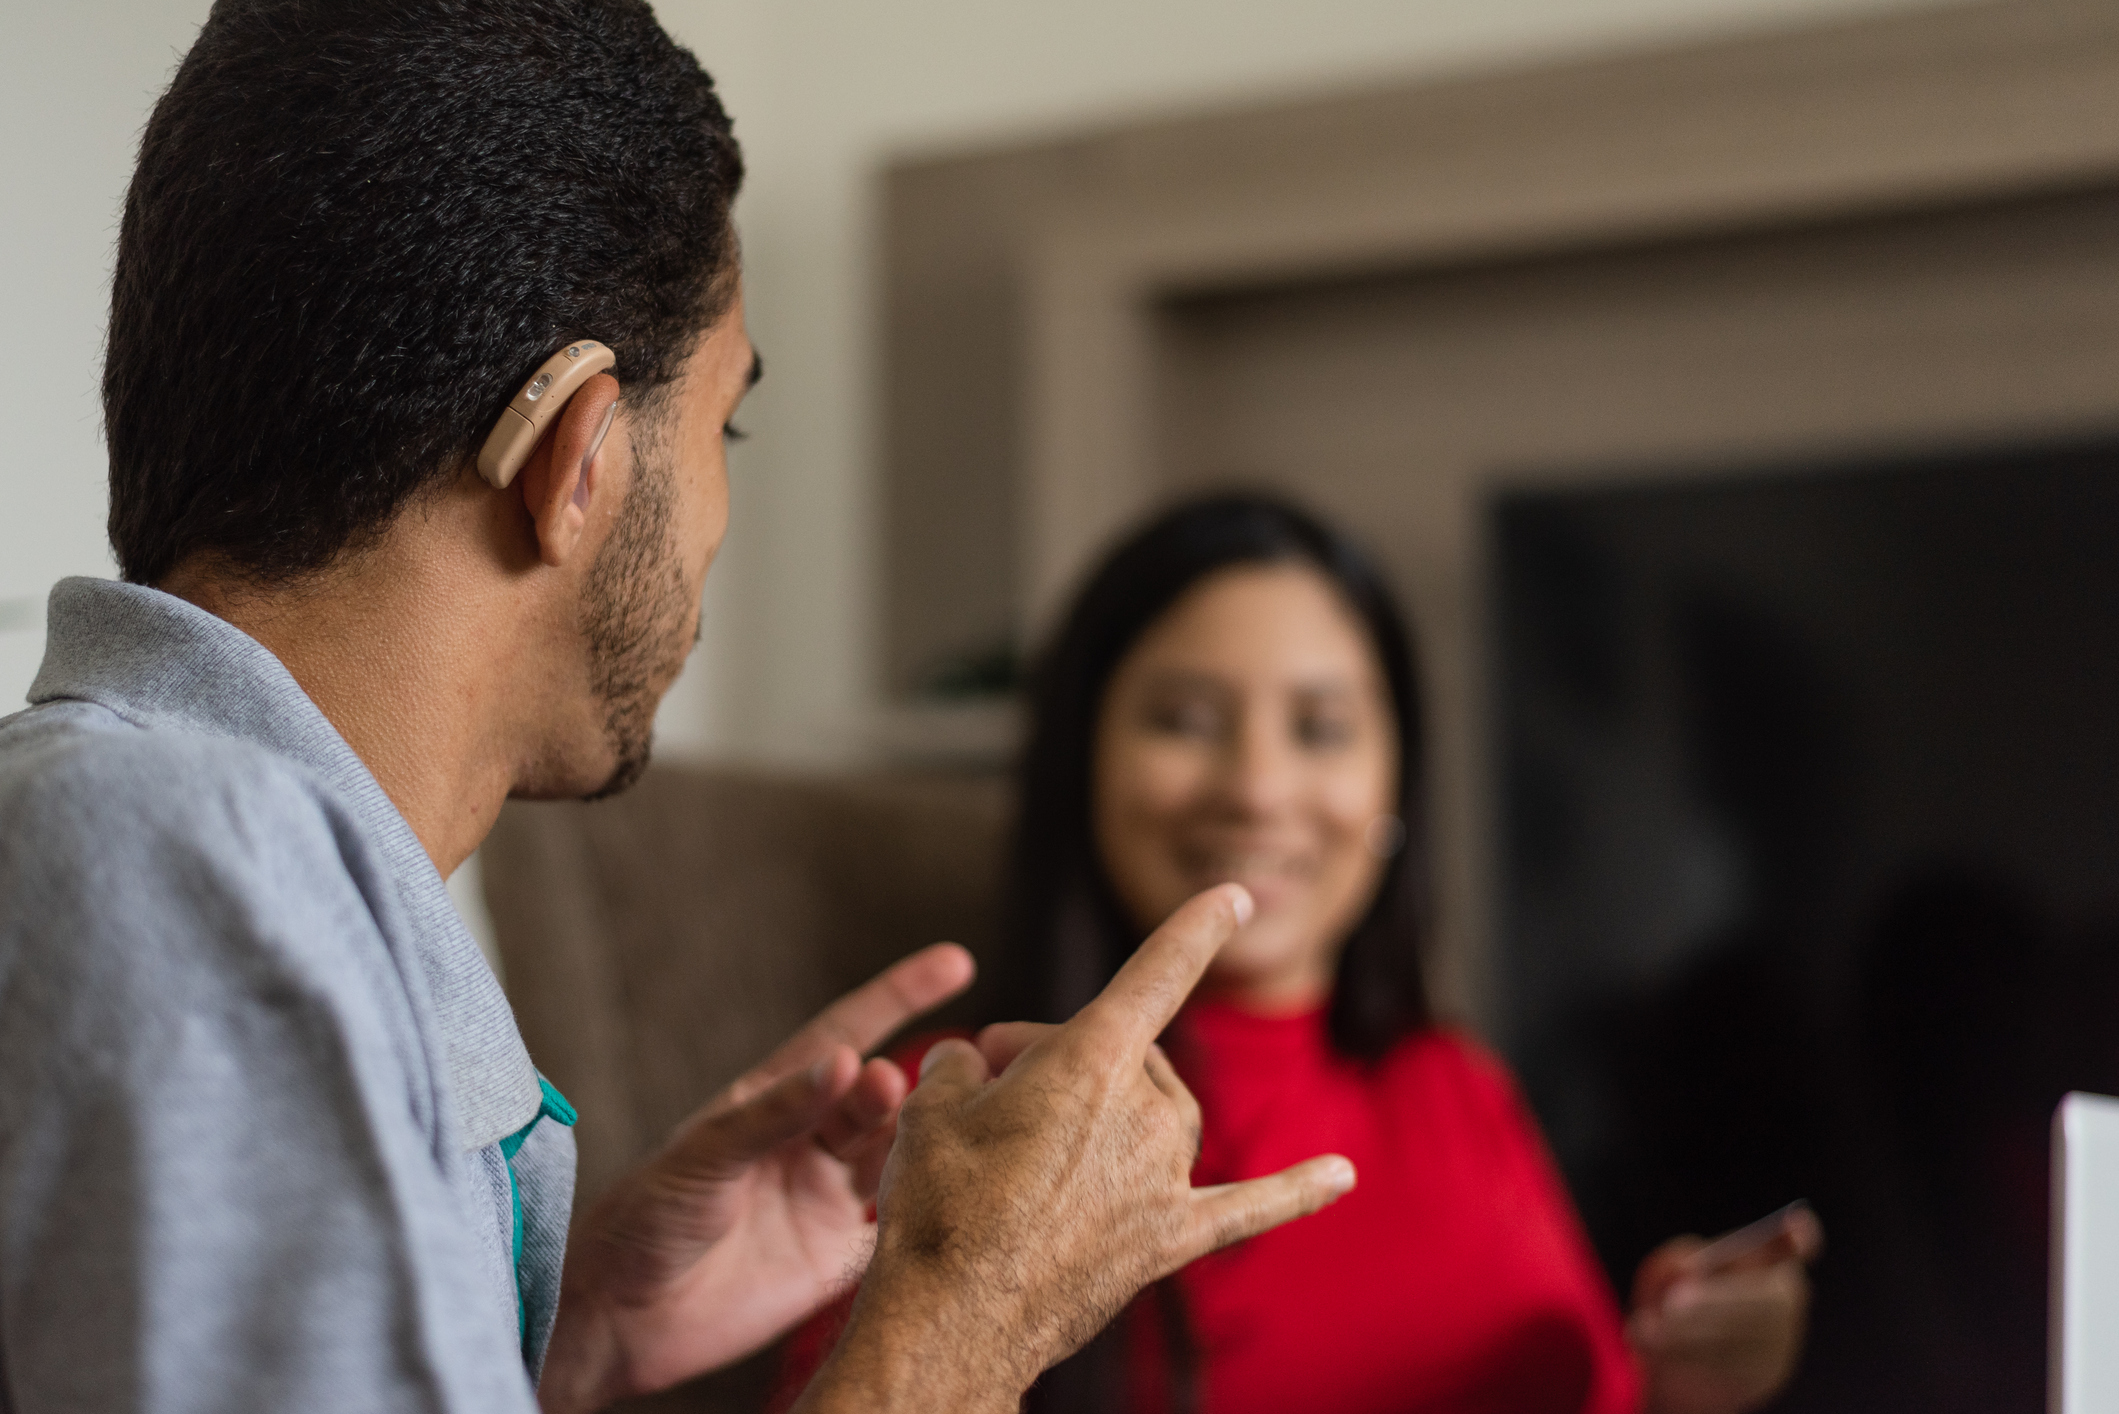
(1076, 885), (1252, 1052)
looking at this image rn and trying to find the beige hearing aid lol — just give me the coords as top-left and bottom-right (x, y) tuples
(476, 339), (618, 489)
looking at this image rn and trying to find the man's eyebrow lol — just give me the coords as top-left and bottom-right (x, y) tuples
(746, 350), (764, 389)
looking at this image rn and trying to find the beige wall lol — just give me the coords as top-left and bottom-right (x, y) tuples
(0, 3), (204, 710)
(0, 0), (1963, 750)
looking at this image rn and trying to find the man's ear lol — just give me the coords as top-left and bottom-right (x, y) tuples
(515, 373), (622, 568)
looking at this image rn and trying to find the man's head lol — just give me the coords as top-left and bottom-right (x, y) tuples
(106, 0), (753, 800)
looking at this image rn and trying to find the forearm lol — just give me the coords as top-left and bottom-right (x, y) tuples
(792, 1265), (1030, 1414)
(538, 1292), (626, 1414)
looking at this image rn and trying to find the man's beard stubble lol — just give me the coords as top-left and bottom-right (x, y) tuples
(578, 435), (696, 800)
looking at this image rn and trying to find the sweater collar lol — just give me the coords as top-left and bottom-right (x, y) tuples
(29, 576), (540, 1152)
(1180, 993), (1333, 1055)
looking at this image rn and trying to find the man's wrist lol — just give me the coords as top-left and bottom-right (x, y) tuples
(537, 1285), (628, 1414)
(793, 1257), (1031, 1414)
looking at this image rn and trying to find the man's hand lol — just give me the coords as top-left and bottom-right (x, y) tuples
(1631, 1207), (1824, 1414)
(800, 885), (1357, 1414)
(538, 942), (975, 1413)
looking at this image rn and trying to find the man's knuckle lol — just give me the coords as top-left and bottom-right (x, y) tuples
(1141, 1100), (1184, 1150)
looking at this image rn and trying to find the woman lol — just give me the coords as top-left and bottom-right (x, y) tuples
(782, 493), (1817, 1414)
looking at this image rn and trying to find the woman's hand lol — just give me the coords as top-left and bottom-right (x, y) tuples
(1629, 1207), (1824, 1414)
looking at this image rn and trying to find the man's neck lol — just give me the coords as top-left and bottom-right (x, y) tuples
(158, 522), (548, 878)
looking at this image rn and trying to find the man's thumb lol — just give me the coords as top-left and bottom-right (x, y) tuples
(664, 1049), (849, 1178)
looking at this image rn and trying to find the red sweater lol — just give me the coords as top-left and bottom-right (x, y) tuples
(777, 1003), (1641, 1414)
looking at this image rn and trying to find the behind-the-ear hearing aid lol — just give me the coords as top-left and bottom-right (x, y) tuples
(477, 339), (618, 489)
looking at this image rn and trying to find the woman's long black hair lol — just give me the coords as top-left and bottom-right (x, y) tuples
(1010, 492), (1434, 1413)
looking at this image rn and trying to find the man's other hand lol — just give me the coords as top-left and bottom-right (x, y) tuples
(804, 885), (1357, 1413)
(539, 942), (976, 1412)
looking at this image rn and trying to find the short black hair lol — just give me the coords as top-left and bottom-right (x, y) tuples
(105, 0), (744, 586)
(1006, 491), (1433, 1061)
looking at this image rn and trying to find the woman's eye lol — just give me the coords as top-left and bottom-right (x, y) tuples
(1296, 715), (1355, 749)
(1146, 702), (1221, 739)
(723, 421), (748, 442)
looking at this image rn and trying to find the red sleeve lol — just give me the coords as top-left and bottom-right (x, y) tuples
(766, 1029), (974, 1411)
(1443, 1033), (1644, 1414)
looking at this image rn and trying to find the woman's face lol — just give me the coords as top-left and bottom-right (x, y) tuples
(1093, 562), (1400, 1011)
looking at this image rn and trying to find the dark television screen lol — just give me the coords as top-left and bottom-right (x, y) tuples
(1492, 440), (2119, 1412)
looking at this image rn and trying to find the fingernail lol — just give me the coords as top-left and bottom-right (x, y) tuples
(1326, 1157), (1356, 1195)
(1228, 885), (1255, 926)
(808, 1054), (836, 1088)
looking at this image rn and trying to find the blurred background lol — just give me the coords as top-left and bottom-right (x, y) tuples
(0, 0), (1964, 754)
(10, 1), (2119, 1410)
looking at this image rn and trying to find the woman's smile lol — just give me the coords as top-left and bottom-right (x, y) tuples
(1172, 839), (1319, 910)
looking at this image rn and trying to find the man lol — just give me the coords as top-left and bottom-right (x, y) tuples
(0, 2), (1354, 1410)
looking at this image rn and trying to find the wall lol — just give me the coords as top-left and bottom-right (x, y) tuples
(0, 4), (205, 713)
(0, 0), (1963, 756)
